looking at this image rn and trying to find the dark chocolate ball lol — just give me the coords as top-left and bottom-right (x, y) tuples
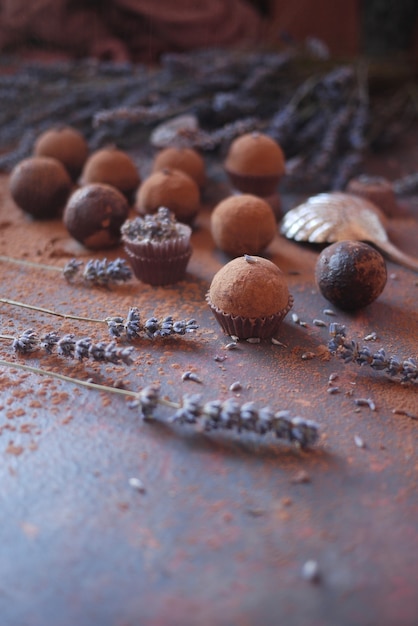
(315, 240), (387, 310)
(9, 156), (72, 219)
(63, 183), (129, 249)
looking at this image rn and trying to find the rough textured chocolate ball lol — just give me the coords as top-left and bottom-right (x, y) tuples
(33, 125), (89, 181)
(315, 240), (387, 310)
(151, 147), (206, 187)
(211, 193), (277, 256)
(224, 132), (285, 196)
(63, 183), (129, 249)
(81, 148), (140, 201)
(135, 168), (200, 224)
(9, 156), (73, 219)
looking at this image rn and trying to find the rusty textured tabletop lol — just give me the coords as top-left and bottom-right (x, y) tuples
(0, 120), (418, 625)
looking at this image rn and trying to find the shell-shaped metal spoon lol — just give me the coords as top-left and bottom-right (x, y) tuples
(280, 192), (418, 272)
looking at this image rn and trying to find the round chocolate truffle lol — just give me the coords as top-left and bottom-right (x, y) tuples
(151, 147), (206, 188)
(33, 125), (89, 181)
(315, 240), (387, 310)
(81, 148), (140, 201)
(9, 156), (72, 219)
(207, 255), (293, 339)
(63, 183), (129, 249)
(135, 168), (200, 224)
(211, 194), (277, 257)
(224, 132), (285, 196)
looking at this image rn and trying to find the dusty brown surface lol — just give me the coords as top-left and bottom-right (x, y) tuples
(0, 131), (417, 626)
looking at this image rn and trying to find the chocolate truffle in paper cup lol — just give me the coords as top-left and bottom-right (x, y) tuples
(224, 132), (285, 196)
(121, 207), (192, 286)
(207, 255), (293, 339)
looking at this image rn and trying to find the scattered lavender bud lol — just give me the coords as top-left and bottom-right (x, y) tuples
(225, 342), (238, 350)
(271, 337), (287, 347)
(313, 319), (327, 327)
(229, 381), (242, 392)
(301, 560), (321, 583)
(128, 477), (146, 493)
(328, 372), (339, 382)
(392, 408), (417, 420)
(323, 309), (336, 316)
(214, 355), (226, 362)
(244, 254), (256, 264)
(327, 386), (340, 394)
(182, 371), (203, 384)
(364, 332), (377, 341)
(354, 435), (365, 448)
(354, 398), (376, 411)
(291, 313), (300, 324)
(247, 337), (260, 344)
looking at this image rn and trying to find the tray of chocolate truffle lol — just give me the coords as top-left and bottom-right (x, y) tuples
(1, 120), (417, 452)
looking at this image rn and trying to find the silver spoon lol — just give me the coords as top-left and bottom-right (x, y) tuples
(280, 192), (418, 272)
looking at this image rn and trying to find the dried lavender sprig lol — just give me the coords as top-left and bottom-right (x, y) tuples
(328, 323), (417, 383)
(106, 307), (199, 340)
(4, 330), (135, 365)
(167, 394), (320, 449)
(0, 299), (199, 341)
(0, 358), (320, 448)
(0, 255), (132, 287)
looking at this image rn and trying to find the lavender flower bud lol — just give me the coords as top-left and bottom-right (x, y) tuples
(107, 316), (125, 338)
(63, 258), (83, 282)
(138, 384), (160, 419)
(172, 393), (203, 424)
(57, 334), (76, 357)
(106, 258), (132, 283)
(40, 331), (60, 354)
(75, 337), (92, 360)
(13, 329), (39, 353)
(125, 307), (141, 340)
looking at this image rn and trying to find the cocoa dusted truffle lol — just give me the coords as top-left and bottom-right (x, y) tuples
(81, 147), (140, 202)
(135, 168), (200, 224)
(224, 132), (286, 196)
(121, 207), (192, 285)
(315, 240), (387, 310)
(211, 193), (277, 257)
(151, 147), (206, 188)
(207, 255), (293, 339)
(9, 156), (72, 219)
(63, 183), (129, 249)
(33, 125), (89, 181)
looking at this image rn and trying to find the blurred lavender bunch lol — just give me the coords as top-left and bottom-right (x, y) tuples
(63, 258), (132, 286)
(328, 323), (417, 383)
(107, 307), (198, 340)
(130, 386), (320, 449)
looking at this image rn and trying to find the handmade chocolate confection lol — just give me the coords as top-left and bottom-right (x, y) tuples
(211, 193), (277, 256)
(33, 125), (89, 181)
(121, 206), (192, 285)
(315, 240), (387, 310)
(224, 131), (286, 196)
(346, 175), (398, 218)
(151, 147), (206, 188)
(81, 147), (140, 201)
(135, 168), (200, 224)
(207, 255), (293, 338)
(63, 182), (129, 249)
(9, 156), (72, 219)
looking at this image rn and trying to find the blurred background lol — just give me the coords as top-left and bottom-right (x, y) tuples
(0, 0), (417, 64)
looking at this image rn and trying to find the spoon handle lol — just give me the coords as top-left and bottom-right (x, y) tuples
(373, 240), (418, 273)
